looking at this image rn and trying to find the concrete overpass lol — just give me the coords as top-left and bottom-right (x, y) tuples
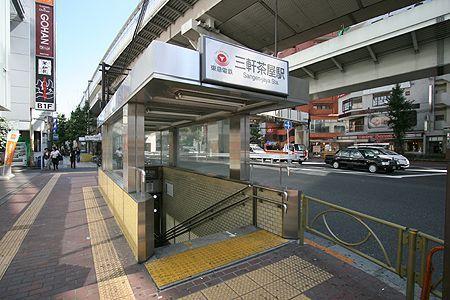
(285, 0), (450, 98)
(81, 0), (421, 115)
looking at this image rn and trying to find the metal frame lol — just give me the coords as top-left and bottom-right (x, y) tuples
(300, 194), (445, 299)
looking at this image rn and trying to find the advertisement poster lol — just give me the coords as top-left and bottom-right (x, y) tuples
(368, 114), (390, 129)
(3, 131), (20, 176)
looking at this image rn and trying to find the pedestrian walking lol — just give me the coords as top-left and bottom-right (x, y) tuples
(70, 148), (76, 169)
(43, 148), (51, 170)
(50, 147), (61, 170)
(75, 147), (81, 163)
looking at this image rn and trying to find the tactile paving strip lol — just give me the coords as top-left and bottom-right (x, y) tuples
(145, 230), (288, 288)
(0, 174), (60, 280)
(83, 187), (135, 300)
(179, 255), (332, 300)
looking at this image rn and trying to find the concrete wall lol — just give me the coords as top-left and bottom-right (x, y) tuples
(0, 0), (10, 111)
(0, 0), (34, 130)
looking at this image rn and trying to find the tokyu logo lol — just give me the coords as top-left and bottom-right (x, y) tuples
(215, 51), (229, 66)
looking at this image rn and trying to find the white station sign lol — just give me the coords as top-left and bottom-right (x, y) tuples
(201, 37), (288, 96)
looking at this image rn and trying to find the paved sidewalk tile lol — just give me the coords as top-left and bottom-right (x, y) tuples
(0, 170), (407, 300)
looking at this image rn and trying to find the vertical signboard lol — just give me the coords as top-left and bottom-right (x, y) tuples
(2, 130), (20, 176)
(35, 0), (55, 111)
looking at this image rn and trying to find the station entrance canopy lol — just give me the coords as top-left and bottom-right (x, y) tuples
(97, 37), (309, 130)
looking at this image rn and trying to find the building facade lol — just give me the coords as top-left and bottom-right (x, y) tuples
(0, 0), (53, 166)
(337, 76), (450, 155)
(297, 96), (344, 155)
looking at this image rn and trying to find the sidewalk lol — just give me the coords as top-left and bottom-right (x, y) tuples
(0, 170), (406, 299)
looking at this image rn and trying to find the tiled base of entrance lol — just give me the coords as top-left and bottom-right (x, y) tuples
(145, 230), (288, 289)
(179, 255), (333, 300)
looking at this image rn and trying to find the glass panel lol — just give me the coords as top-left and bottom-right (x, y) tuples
(111, 118), (123, 178)
(177, 120), (230, 177)
(145, 132), (162, 166)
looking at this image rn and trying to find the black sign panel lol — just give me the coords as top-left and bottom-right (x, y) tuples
(35, 56), (55, 111)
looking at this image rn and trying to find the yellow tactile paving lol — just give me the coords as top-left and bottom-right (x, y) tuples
(145, 230), (287, 288)
(0, 174), (60, 280)
(83, 187), (135, 300)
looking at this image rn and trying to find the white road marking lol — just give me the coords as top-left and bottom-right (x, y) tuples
(253, 165), (446, 179)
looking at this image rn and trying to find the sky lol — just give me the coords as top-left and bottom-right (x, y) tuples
(55, 0), (140, 117)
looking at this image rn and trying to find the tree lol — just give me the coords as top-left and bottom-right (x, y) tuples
(387, 84), (415, 153)
(65, 103), (95, 145)
(250, 124), (263, 146)
(0, 117), (10, 152)
(55, 114), (68, 147)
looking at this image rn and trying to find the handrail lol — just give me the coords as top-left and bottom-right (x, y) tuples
(162, 196), (251, 243)
(160, 185), (251, 239)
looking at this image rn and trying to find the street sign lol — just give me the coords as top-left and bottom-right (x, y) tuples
(52, 118), (58, 133)
(284, 120), (292, 130)
(53, 133), (59, 141)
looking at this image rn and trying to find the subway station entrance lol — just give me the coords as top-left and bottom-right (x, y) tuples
(97, 37), (309, 287)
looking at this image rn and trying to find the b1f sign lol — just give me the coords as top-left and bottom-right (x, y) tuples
(201, 36), (288, 96)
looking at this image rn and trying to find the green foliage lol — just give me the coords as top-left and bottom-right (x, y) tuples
(65, 103), (95, 145)
(0, 117), (10, 151)
(387, 84), (415, 153)
(250, 124), (263, 146)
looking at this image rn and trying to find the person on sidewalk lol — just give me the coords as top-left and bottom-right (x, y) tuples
(50, 147), (61, 170)
(75, 147), (81, 163)
(69, 148), (76, 169)
(43, 148), (51, 170)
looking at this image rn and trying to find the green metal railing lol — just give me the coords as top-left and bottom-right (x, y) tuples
(300, 194), (444, 299)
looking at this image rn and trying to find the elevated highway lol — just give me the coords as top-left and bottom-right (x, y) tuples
(285, 0), (450, 98)
(82, 0), (421, 115)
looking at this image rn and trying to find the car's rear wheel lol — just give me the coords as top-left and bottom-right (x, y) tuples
(368, 164), (378, 173)
(332, 161), (340, 169)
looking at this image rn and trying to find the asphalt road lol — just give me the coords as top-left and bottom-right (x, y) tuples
(178, 159), (446, 239)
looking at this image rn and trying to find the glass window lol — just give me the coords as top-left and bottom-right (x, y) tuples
(177, 120), (229, 177)
(339, 150), (350, 157)
(350, 149), (363, 158)
(373, 92), (390, 107)
(342, 97), (362, 112)
(435, 114), (445, 121)
(111, 118), (123, 176)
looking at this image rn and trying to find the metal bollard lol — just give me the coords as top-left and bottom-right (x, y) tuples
(406, 229), (418, 300)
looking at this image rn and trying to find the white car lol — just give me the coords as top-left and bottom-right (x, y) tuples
(349, 146), (410, 169)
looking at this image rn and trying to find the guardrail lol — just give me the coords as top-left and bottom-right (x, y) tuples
(300, 195), (444, 299)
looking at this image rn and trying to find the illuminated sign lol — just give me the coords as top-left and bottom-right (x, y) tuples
(201, 37), (288, 96)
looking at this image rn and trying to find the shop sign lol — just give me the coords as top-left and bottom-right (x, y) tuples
(4, 131), (20, 167)
(35, 0), (55, 111)
(35, 2), (54, 57)
(201, 36), (288, 95)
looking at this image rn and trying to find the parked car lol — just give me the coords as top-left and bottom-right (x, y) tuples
(348, 146), (410, 169)
(290, 144), (308, 163)
(325, 147), (396, 173)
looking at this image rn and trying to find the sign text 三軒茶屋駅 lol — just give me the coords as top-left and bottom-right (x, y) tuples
(35, 0), (55, 111)
(201, 37), (289, 96)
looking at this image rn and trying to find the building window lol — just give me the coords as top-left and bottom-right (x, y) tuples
(405, 90), (411, 96)
(373, 92), (390, 107)
(313, 104), (331, 110)
(310, 120), (330, 133)
(435, 114), (445, 121)
(348, 117), (364, 132)
(342, 97), (362, 112)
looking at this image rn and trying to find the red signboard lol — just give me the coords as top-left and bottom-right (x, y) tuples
(35, 2), (54, 57)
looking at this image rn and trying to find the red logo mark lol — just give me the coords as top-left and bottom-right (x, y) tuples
(215, 51), (229, 66)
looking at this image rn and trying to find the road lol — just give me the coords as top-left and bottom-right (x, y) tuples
(178, 159), (446, 239)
